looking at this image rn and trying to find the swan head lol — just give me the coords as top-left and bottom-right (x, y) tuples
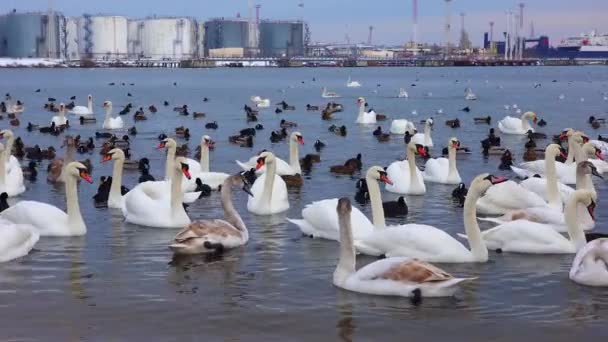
(157, 138), (177, 150)
(559, 128), (574, 141)
(59, 103), (65, 112)
(291, 132), (304, 145)
(470, 173), (508, 196)
(577, 161), (603, 179)
(102, 148), (125, 162)
(174, 157), (192, 180)
(365, 166), (393, 185)
(545, 144), (565, 160)
(572, 189), (597, 221)
(65, 161), (93, 183)
(426, 118), (434, 127)
(255, 151), (275, 170)
(103, 101), (112, 109)
(356, 97), (365, 105)
(228, 171), (254, 197)
(87, 94), (92, 100)
(448, 137), (460, 149)
(202, 135), (215, 149)
(407, 141), (428, 158)
(522, 111), (537, 124)
(583, 143), (603, 160)
(0, 129), (13, 141)
(337, 197), (352, 217)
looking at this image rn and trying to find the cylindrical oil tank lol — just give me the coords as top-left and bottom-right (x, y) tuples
(131, 17), (197, 60)
(77, 15), (128, 60)
(259, 20), (304, 57)
(0, 12), (62, 58)
(204, 19), (250, 55)
(64, 17), (79, 60)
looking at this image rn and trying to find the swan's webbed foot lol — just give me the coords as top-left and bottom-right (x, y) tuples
(204, 241), (225, 254)
(410, 288), (422, 306)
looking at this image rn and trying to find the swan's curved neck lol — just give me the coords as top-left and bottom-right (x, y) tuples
(463, 186), (488, 262)
(104, 105), (112, 126)
(565, 194), (588, 251)
(170, 165), (184, 214)
(261, 160), (276, 204)
(407, 146), (420, 190)
(447, 146), (459, 181)
(221, 180), (248, 239)
(576, 170), (595, 194)
(200, 143), (209, 172)
(109, 157), (124, 204)
(424, 122), (432, 146)
(87, 98), (93, 113)
(521, 115), (531, 131)
(289, 139), (301, 174)
(573, 143), (586, 165)
(366, 174), (385, 229)
(357, 101), (365, 121)
(4, 136), (14, 156)
(0, 149), (6, 187)
(566, 136), (575, 164)
(545, 153), (561, 209)
(165, 147), (176, 180)
(65, 174), (85, 232)
(335, 211), (356, 285)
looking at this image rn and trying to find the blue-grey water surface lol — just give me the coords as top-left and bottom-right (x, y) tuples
(1, 66), (608, 341)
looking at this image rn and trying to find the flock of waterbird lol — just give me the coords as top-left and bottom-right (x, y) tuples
(0, 78), (608, 304)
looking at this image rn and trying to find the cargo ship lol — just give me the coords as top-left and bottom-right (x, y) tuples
(553, 30), (608, 58)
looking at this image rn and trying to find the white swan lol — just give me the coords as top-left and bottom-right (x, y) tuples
(251, 96), (270, 108)
(102, 101), (124, 130)
(288, 166), (392, 241)
(464, 87), (477, 100)
(183, 135), (229, 191)
(102, 148), (127, 209)
(389, 119), (416, 135)
(570, 238), (608, 286)
(346, 76), (362, 88)
(410, 118), (433, 147)
(475, 189), (595, 254)
(356, 174), (506, 262)
(498, 111), (536, 135)
(322, 87), (340, 98)
(122, 156), (192, 228)
(422, 137), (461, 184)
(355, 97), (376, 124)
(51, 103), (68, 126)
(398, 88), (409, 98)
(0, 143), (25, 197)
(0, 162), (92, 236)
(385, 140), (426, 195)
(333, 198), (473, 298)
(155, 138), (201, 203)
(170, 173), (253, 255)
(476, 179), (548, 215)
(0, 217), (39, 263)
(236, 132), (303, 176)
(70, 94), (94, 116)
(247, 152), (289, 215)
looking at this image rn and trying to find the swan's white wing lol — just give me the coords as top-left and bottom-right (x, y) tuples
(247, 173), (289, 214)
(390, 119), (414, 134)
(356, 224), (472, 262)
(498, 116), (526, 134)
(123, 181), (190, 227)
(70, 106), (92, 116)
(0, 219), (39, 262)
(422, 158), (449, 183)
(520, 177), (574, 203)
(481, 219), (572, 253)
(1, 201), (67, 235)
(476, 181), (548, 215)
(588, 159), (608, 173)
(570, 239), (608, 285)
(511, 166), (538, 179)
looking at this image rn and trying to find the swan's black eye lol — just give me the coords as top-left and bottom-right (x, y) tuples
(180, 163), (189, 171)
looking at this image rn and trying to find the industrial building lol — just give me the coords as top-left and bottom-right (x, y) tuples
(204, 18), (251, 57)
(0, 11), (63, 58)
(259, 20), (304, 57)
(128, 17), (201, 60)
(76, 15), (129, 60)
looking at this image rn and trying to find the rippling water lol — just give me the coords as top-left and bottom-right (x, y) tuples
(1, 66), (608, 340)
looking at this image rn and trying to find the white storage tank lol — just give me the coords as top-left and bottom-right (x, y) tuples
(129, 17), (197, 60)
(77, 15), (128, 60)
(64, 17), (79, 60)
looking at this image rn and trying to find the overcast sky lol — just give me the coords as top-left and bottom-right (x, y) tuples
(3, 0), (607, 46)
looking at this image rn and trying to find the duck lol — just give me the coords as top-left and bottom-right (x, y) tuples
(288, 166), (392, 241)
(332, 198), (472, 299)
(122, 156), (193, 228)
(51, 103), (68, 126)
(278, 101), (295, 111)
(385, 140), (427, 195)
(357, 174), (508, 262)
(472, 189), (595, 254)
(280, 119), (297, 128)
(133, 108), (147, 121)
(169, 173), (253, 255)
(445, 118), (460, 128)
(527, 129), (547, 140)
(330, 154), (362, 175)
(182, 135), (230, 191)
(205, 121), (218, 129)
(474, 116), (491, 124)
(411, 118), (433, 147)
(102, 101), (124, 129)
(383, 197), (408, 217)
(355, 97), (376, 124)
(22, 161), (37, 182)
(570, 238), (608, 286)
(246, 152), (289, 215)
(498, 111), (537, 135)
(306, 104), (319, 111)
(314, 139), (325, 152)
(0, 192), (7, 212)
(537, 118), (547, 127)
(148, 105), (157, 113)
(70, 95), (94, 116)
(422, 137), (462, 184)
(452, 183), (467, 206)
(1, 162), (92, 236)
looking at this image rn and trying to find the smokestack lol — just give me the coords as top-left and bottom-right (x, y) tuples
(368, 26), (374, 45)
(444, 0), (452, 56)
(489, 21), (494, 52)
(412, 0), (418, 54)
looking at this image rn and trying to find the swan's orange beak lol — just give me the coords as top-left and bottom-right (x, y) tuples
(416, 145), (427, 158)
(582, 136), (590, 143)
(79, 170), (93, 183)
(559, 132), (568, 141)
(102, 154), (112, 162)
(452, 141), (460, 148)
(560, 151), (568, 160)
(588, 201), (596, 221)
(255, 157), (266, 171)
(596, 150), (604, 161)
(206, 140), (215, 150)
(181, 165), (191, 180)
(533, 117), (537, 124)
(156, 142), (166, 149)
(379, 174), (393, 185)
(297, 136), (304, 145)
(490, 176), (507, 184)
